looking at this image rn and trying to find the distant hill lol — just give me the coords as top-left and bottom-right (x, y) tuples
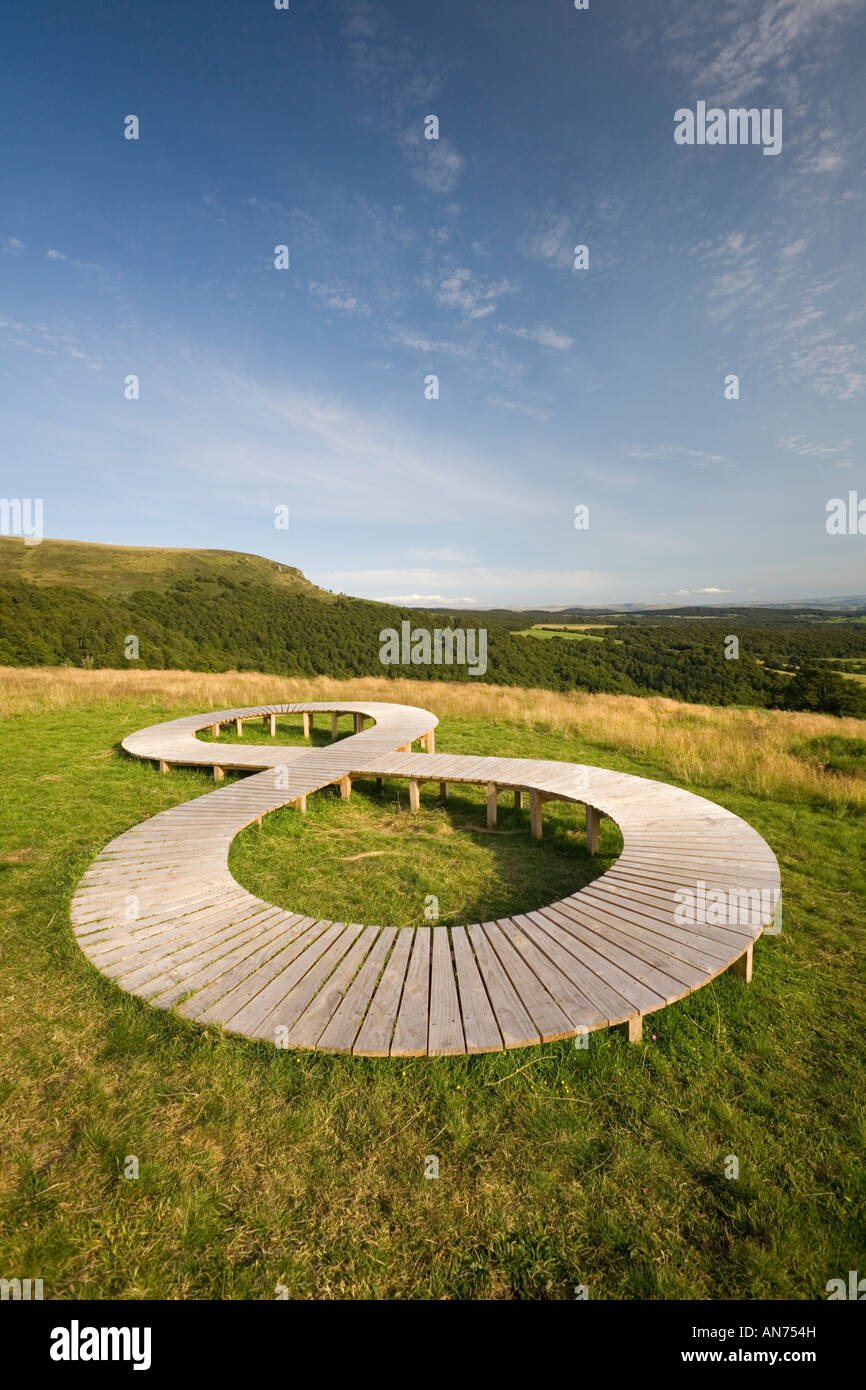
(0, 536), (330, 600)
(2, 535), (865, 716)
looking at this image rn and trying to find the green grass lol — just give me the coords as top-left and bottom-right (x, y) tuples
(515, 627), (604, 642)
(1, 697), (865, 1299)
(797, 734), (866, 780)
(230, 784), (619, 930)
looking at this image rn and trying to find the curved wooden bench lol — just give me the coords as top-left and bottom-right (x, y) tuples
(70, 701), (780, 1056)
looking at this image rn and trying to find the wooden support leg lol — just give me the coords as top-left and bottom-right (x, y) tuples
(514, 789), (523, 810)
(293, 794), (307, 814)
(159, 759), (170, 774)
(354, 713), (363, 734)
(427, 729), (435, 754)
(339, 775), (352, 801)
(730, 944), (753, 983)
(210, 722), (220, 737)
(439, 781), (449, 800)
(331, 712), (339, 741)
(213, 765), (224, 783)
(486, 782), (498, 828)
(235, 718), (243, 736)
(302, 712), (311, 739)
(409, 779), (420, 812)
(530, 789), (543, 839)
(268, 714), (276, 737)
(376, 777), (385, 795)
(617, 1015), (643, 1044)
(586, 805), (600, 855)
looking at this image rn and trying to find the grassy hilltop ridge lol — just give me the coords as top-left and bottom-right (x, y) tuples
(0, 535), (325, 600)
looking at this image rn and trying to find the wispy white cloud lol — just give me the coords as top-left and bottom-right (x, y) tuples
(629, 445), (727, 466)
(398, 129), (464, 195)
(776, 434), (853, 456)
(431, 265), (518, 320)
(487, 395), (552, 422)
(497, 323), (573, 351)
(674, 586), (734, 595)
(306, 280), (369, 314)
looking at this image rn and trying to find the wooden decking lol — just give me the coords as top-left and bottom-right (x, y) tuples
(69, 701), (781, 1056)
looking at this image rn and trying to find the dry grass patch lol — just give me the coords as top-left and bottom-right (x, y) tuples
(2, 666), (864, 807)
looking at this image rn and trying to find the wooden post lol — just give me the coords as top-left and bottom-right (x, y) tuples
(617, 1015), (643, 1043)
(213, 766), (224, 783)
(331, 712), (339, 741)
(586, 805), (600, 855)
(439, 781), (449, 800)
(268, 713), (276, 737)
(354, 713), (363, 734)
(409, 779), (420, 812)
(235, 718), (242, 736)
(159, 760), (170, 774)
(514, 789), (523, 810)
(339, 775), (352, 801)
(730, 945), (753, 983)
(210, 722), (220, 737)
(427, 728), (435, 754)
(292, 794), (307, 814)
(486, 783), (498, 828)
(302, 712), (311, 739)
(376, 777), (385, 795)
(530, 789), (543, 839)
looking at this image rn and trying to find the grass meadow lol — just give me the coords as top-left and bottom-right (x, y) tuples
(1, 666), (865, 1299)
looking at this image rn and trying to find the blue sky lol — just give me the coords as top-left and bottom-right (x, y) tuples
(1, 0), (864, 606)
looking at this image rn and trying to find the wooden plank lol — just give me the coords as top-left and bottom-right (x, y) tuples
(353, 929), (413, 1056)
(252, 923), (366, 1042)
(390, 928), (431, 1056)
(283, 925), (379, 1049)
(317, 927), (398, 1053)
(467, 924), (539, 1049)
(451, 927), (502, 1052)
(428, 929), (465, 1055)
(198, 919), (337, 1029)
(496, 918), (606, 1032)
(481, 921), (574, 1042)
